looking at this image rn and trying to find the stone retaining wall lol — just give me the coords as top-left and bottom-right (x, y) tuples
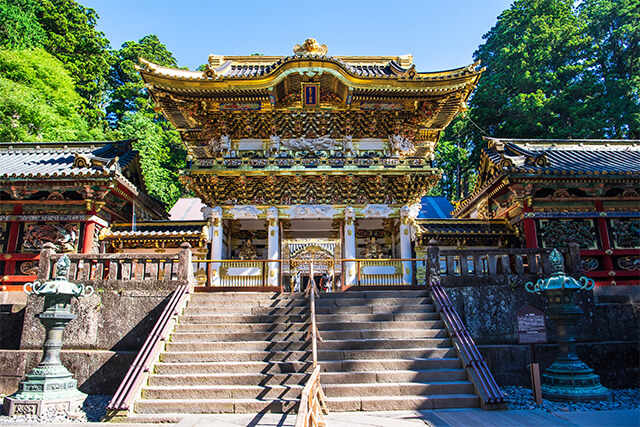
(1, 278), (185, 396)
(443, 279), (640, 388)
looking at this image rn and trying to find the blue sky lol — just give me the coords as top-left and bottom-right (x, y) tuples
(83, 0), (514, 72)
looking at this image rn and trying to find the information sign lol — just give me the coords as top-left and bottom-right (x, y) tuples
(516, 304), (548, 344)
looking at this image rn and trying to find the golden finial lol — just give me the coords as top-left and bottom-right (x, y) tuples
(293, 38), (328, 56)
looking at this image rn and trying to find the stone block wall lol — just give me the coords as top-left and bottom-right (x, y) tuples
(0, 278), (185, 396)
(442, 277), (640, 388)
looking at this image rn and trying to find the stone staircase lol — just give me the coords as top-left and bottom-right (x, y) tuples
(131, 290), (479, 417)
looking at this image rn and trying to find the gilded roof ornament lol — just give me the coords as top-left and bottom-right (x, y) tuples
(294, 39), (328, 56)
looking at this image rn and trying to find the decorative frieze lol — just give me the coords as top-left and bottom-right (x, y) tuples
(539, 219), (597, 249)
(22, 223), (79, 253)
(610, 219), (640, 249)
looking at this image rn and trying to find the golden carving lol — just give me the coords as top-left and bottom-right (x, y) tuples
(293, 38), (328, 56)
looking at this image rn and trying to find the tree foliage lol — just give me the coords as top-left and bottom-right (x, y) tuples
(114, 111), (186, 206)
(107, 35), (178, 124)
(37, 0), (111, 126)
(0, 48), (104, 142)
(104, 35), (186, 206)
(435, 0), (640, 201)
(579, 0), (640, 138)
(471, 0), (592, 140)
(0, 0), (45, 49)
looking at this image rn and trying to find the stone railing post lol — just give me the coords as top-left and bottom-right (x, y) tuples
(568, 242), (582, 276)
(36, 243), (57, 282)
(426, 239), (440, 289)
(178, 242), (193, 286)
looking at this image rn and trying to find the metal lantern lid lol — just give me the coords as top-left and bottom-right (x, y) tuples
(525, 249), (594, 294)
(24, 255), (93, 298)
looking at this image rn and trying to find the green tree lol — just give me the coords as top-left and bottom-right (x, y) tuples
(430, 117), (477, 200)
(107, 35), (178, 124)
(106, 35), (187, 207)
(579, 0), (640, 138)
(0, 48), (103, 142)
(0, 0), (45, 49)
(471, 0), (591, 142)
(37, 0), (111, 126)
(114, 111), (186, 206)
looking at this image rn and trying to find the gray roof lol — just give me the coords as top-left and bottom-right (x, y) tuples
(483, 138), (640, 176)
(0, 141), (137, 180)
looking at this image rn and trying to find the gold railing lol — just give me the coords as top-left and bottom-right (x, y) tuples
(191, 259), (283, 290)
(188, 249), (571, 290)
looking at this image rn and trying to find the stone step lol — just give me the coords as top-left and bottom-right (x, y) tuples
(159, 348), (457, 363)
(186, 296), (432, 309)
(147, 369), (468, 387)
(318, 290), (429, 299)
(177, 312), (440, 324)
(189, 292), (296, 301)
(323, 381), (474, 398)
(164, 338), (453, 352)
(168, 328), (449, 343)
(141, 380), (472, 401)
(173, 320), (445, 333)
(189, 290), (428, 300)
(327, 394), (480, 412)
(186, 299), (307, 309)
(153, 358), (463, 375)
(181, 304), (436, 316)
(134, 398), (298, 414)
(141, 384), (303, 400)
(315, 297), (432, 306)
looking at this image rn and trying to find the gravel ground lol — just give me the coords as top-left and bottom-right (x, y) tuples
(0, 389), (638, 424)
(501, 386), (640, 412)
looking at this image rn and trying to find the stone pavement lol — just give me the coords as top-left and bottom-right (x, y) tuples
(171, 409), (640, 427)
(5, 409), (639, 426)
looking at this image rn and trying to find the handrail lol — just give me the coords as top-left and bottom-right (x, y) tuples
(295, 365), (329, 427)
(295, 262), (329, 427)
(104, 283), (190, 417)
(429, 282), (504, 406)
(305, 262), (320, 367)
(424, 241), (504, 407)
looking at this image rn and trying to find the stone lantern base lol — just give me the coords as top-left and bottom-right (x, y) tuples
(2, 364), (87, 417)
(542, 359), (612, 402)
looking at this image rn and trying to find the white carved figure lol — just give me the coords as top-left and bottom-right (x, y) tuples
(390, 134), (415, 156)
(220, 135), (231, 151)
(201, 205), (222, 221)
(228, 205), (260, 219)
(287, 205), (337, 219)
(266, 206), (278, 221)
(361, 204), (393, 218)
(208, 135), (231, 153)
(345, 205), (355, 220)
(282, 136), (337, 151)
(408, 203), (421, 219)
(400, 205), (411, 219)
(269, 134), (280, 154)
(343, 135), (354, 156)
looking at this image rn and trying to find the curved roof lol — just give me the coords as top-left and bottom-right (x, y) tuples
(453, 137), (640, 217)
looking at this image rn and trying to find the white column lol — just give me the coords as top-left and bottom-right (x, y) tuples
(399, 205), (413, 285)
(344, 206), (357, 286)
(267, 207), (279, 287)
(205, 206), (223, 286)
